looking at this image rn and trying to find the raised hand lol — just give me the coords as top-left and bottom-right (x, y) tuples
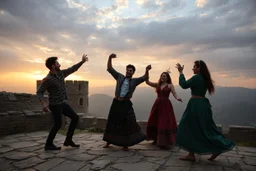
(146, 64), (152, 71)
(175, 63), (184, 73)
(109, 53), (117, 59)
(82, 54), (88, 62)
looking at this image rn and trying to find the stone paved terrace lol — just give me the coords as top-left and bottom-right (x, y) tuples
(0, 132), (256, 171)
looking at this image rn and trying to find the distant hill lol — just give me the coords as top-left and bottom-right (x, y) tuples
(88, 86), (256, 126)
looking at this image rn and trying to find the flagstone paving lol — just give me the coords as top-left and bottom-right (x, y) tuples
(0, 131), (255, 171)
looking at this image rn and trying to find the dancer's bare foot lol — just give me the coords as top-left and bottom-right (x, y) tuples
(179, 154), (196, 161)
(122, 146), (129, 151)
(208, 153), (221, 161)
(103, 143), (110, 148)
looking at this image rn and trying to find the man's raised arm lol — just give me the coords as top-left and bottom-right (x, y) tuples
(62, 54), (88, 78)
(107, 53), (121, 80)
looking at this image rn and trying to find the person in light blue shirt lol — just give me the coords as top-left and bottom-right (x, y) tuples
(103, 53), (151, 151)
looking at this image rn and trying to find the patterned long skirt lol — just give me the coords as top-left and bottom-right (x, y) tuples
(103, 98), (146, 146)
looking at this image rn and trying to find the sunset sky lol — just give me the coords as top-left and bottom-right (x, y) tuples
(0, 0), (255, 94)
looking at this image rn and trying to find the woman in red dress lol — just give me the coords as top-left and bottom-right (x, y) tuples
(146, 71), (182, 149)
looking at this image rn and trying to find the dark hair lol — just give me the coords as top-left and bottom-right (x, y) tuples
(195, 60), (215, 95)
(126, 64), (136, 72)
(156, 72), (172, 92)
(45, 57), (58, 70)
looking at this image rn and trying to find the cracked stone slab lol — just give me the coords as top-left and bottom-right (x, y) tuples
(87, 147), (117, 155)
(242, 156), (256, 166)
(199, 155), (237, 168)
(65, 153), (96, 161)
(190, 165), (223, 171)
(38, 153), (55, 160)
(0, 139), (20, 145)
(4, 151), (36, 160)
(227, 156), (245, 166)
(239, 151), (256, 157)
(19, 145), (44, 152)
(35, 158), (65, 171)
(223, 167), (240, 171)
(112, 161), (159, 171)
(25, 132), (49, 138)
(138, 150), (171, 158)
(160, 166), (190, 171)
(22, 169), (37, 171)
(48, 160), (85, 171)
(144, 157), (167, 165)
(96, 156), (119, 163)
(238, 147), (256, 153)
(82, 141), (105, 148)
(164, 155), (193, 167)
(78, 164), (92, 171)
(222, 151), (241, 158)
(86, 134), (103, 140)
(116, 154), (144, 163)
(90, 159), (111, 170)
(129, 144), (158, 150)
(240, 165), (256, 171)
(18, 136), (44, 141)
(8, 141), (39, 149)
(56, 148), (86, 158)
(13, 156), (45, 169)
(108, 151), (134, 157)
(0, 147), (13, 154)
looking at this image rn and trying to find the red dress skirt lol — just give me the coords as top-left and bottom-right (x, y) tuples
(146, 85), (177, 146)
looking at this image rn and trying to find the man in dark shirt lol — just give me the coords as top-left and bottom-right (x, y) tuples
(103, 53), (151, 151)
(37, 54), (88, 150)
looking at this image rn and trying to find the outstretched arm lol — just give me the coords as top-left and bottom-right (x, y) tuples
(107, 53), (122, 80)
(169, 84), (182, 102)
(146, 80), (157, 88)
(62, 54), (88, 78)
(134, 65), (152, 86)
(176, 63), (198, 89)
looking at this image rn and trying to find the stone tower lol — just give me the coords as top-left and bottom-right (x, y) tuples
(36, 80), (89, 115)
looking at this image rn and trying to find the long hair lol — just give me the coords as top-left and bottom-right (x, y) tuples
(156, 72), (172, 92)
(195, 60), (215, 95)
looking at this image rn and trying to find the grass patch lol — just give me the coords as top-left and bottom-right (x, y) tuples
(237, 141), (256, 148)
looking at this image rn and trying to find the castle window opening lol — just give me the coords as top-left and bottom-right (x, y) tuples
(79, 98), (84, 106)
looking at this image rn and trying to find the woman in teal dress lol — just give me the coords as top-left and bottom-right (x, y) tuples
(175, 60), (235, 161)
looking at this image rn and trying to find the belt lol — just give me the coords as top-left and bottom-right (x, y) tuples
(115, 97), (130, 101)
(191, 95), (205, 99)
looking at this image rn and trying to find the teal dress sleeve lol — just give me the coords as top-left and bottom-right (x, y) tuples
(179, 74), (200, 89)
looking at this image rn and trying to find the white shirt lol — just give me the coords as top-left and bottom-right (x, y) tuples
(120, 78), (130, 97)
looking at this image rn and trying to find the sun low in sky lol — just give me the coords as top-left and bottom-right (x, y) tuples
(0, 0), (255, 94)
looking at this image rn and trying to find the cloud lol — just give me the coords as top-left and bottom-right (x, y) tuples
(0, 0), (255, 92)
(195, 0), (230, 9)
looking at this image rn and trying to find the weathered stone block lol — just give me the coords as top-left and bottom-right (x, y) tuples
(228, 125), (256, 142)
(95, 117), (107, 129)
(80, 116), (96, 129)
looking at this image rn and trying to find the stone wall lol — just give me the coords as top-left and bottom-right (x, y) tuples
(0, 110), (52, 137)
